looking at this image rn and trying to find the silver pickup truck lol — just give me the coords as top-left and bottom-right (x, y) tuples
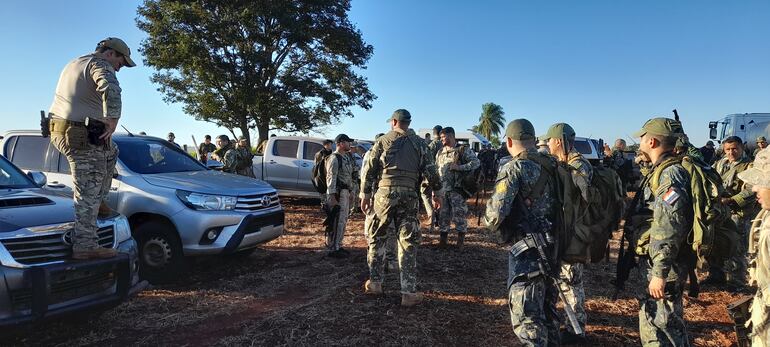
(2, 131), (284, 283)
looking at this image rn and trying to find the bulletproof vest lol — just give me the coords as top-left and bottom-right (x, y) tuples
(378, 130), (421, 188)
(49, 55), (115, 122)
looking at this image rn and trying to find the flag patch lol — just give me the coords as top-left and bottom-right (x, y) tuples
(662, 187), (680, 206)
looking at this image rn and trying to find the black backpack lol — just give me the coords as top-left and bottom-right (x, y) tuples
(312, 151), (342, 194)
(458, 145), (482, 198)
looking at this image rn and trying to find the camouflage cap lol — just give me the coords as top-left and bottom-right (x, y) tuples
(387, 109), (412, 123)
(504, 119), (536, 141)
(538, 123), (576, 141)
(98, 37), (136, 67)
(758, 136), (767, 143)
(738, 148), (770, 188)
(632, 117), (684, 138)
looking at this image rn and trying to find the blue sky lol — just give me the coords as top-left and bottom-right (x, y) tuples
(1, 0), (768, 148)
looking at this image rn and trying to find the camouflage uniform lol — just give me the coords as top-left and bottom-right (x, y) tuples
(436, 145), (480, 237)
(214, 144), (240, 174)
(361, 126), (441, 294)
(560, 150), (594, 335)
(48, 53), (123, 252)
(361, 149), (396, 266)
(326, 152), (354, 252)
(236, 146), (256, 178)
(714, 156), (756, 286)
(421, 138), (443, 218)
(485, 146), (561, 346)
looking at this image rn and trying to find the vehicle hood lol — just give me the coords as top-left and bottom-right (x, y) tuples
(0, 188), (74, 233)
(142, 171), (275, 196)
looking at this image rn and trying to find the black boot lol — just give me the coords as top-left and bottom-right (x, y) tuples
(439, 233), (448, 248)
(457, 232), (466, 249)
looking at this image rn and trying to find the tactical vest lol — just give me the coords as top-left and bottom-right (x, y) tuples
(379, 130), (421, 188)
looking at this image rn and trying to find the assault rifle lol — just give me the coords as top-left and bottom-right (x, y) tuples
(726, 295), (752, 347)
(614, 174), (650, 297)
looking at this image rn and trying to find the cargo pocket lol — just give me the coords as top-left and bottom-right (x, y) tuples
(64, 126), (88, 150)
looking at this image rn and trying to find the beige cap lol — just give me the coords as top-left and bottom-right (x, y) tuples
(98, 37), (136, 67)
(738, 148), (770, 188)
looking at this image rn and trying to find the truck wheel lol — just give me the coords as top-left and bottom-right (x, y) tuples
(134, 221), (186, 284)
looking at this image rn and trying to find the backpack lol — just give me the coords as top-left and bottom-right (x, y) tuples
(312, 151), (342, 194)
(646, 155), (739, 268)
(457, 145), (482, 199)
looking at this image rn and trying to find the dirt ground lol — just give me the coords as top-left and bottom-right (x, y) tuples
(7, 197), (740, 346)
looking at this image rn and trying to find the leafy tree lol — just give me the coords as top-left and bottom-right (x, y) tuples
(136, 0), (375, 146)
(477, 103), (505, 140)
(488, 134), (501, 148)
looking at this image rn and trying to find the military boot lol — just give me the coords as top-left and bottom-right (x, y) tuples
(364, 280), (383, 295)
(401, 292), (424, 307)
(439, 233), (448, 247)
(72, 247), (118, 260)
(457, 232), (466, 249)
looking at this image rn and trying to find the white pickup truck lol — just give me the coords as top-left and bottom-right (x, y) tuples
(252, 136), (327, 198)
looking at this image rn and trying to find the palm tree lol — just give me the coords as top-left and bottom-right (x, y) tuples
(477, 103), (505, 139)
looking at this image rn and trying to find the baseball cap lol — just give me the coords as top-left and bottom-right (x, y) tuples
(632, 117), (684, 138)
(738, 148), (770, 188)
(98, 37), (136, 67)
(335, 134), (352, 143)
(504, 119), (536, 141)
(168, 132), (175, 137)
(432, 125), (443, 132)
(539, 123), (575, 141)
(387, 109), (412, 123)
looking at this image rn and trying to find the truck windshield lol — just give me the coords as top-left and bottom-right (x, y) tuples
(0, 156), (35, 188)
(115, 138), (207, 174)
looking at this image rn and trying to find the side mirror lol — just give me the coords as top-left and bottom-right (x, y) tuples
(27, 171), (47, 187)
(709, 128), (717, 139)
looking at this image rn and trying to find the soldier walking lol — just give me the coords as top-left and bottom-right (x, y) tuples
(325, 134), (354, 258)
(361, 109), (441, 306)
(484, 119), (563, 345)
(47, 37), (136, 259)
(435, 127), (480, 248)
(541, 123), (591, 343)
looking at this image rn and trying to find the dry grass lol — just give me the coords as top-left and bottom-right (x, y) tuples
(4, 197), (739, 346)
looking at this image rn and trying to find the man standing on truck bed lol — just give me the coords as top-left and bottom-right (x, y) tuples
(361, 109), (442, 306)
(47, 37), (135, 260)
(325, 134), (354, 258)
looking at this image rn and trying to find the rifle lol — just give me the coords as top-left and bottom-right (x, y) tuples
(512, 196), (583, 335)
(614, 174), (650, 297)
(40, 110), (50, 138)
(476, 171), (487, 226)
(726, 295), (753, 347)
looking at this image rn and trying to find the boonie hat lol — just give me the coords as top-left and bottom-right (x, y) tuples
(505, 119), (536, 141)
(738, 148), (770, 188)
(539, 123), (575, 141)
(633, 117), (684, 138)
(98, 37), (136, 67)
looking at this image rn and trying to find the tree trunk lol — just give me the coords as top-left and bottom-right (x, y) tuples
(239, 123), (251, 149)
(257, 121), (269, 148)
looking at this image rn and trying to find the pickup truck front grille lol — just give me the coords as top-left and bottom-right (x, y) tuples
(10, 266), (116, 311)
(235, 192), (279, 212)
(1, 226), (115, 265)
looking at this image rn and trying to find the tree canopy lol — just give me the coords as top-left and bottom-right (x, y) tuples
(136, 0), (375, 146)
(477, 102), (505, 140)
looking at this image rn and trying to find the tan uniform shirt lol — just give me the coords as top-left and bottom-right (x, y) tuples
(49, 54), (122, 121)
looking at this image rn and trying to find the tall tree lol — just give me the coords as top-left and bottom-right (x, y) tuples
(476, 102), (505, 140)
(136, 0), (375, 146)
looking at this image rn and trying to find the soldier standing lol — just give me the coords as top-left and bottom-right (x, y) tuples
(236, 136), (256, 178)
(167, 132), (181, 148)
(361, 110), (441, 306)
(325, 134), (354, 258)
(633, 118), (692, 346)
(47, 37), (136, 259)
(740, 148), (770, 346)
(212, 135), (240, 174)
(435, 127), (480, 248)
(605, 139), (631, 190)
(756, 136), (769, 158)
(421, 125), (443, 222)
(484, 119), (562, 345)
(541, 123), (591, 343)
(361, 133), (397, 271)
(708, 136), (757, 289)
(198, 134), (216, 163)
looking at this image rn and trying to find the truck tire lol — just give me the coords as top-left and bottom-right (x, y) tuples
(134, 221), (186, 284)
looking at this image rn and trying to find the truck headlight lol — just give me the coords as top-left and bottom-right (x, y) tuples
(114, 215), (132, 244)
(176, 190), (237, 211)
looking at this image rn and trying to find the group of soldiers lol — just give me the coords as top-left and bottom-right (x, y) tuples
(196, 134), (255, 177)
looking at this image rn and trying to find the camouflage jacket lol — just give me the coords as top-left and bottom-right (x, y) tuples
(427, 139), (443, 160)
(749, 210), (770, 292)
(214, 144), (240, 174)
(714, 156), (756, 212)
(607, 149), (626, 171)
(640, 154), (693, 281)
(436, 145), (480, 194)
(326, 151), (353, 194)
(567, 150), (594, 203)
(361, 128), (441, 195)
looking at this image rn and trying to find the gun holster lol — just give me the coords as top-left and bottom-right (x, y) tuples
(40, 113), (51, 138)
(85, 117), (107, 146)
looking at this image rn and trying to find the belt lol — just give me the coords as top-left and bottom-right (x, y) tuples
(50, 117), (86, 126)
(49, 117), (86, 135)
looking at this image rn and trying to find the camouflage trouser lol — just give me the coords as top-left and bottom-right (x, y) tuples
(638, 262), (690, 347)
(508, 277), (561, 346)
(367, 186), (420, 293)
(420, 184), (434, 218)
(50, 133), (117, 251)
(712, 214), (751, 285)
(558, 262), (586, 335)
(438, 190), (468, 234)
(326, 189), (350, 251)
(237, 166), (256, 178)
(750, 290), (770, 347)
(364, 209), (397, 264)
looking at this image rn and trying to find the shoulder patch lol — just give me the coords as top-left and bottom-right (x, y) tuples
(662, 187), (680, 206)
